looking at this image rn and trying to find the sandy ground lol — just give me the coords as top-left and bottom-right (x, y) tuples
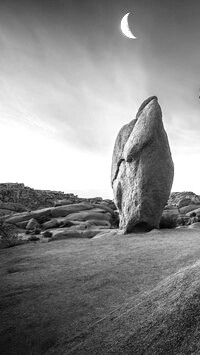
(1, 227), (200, 354)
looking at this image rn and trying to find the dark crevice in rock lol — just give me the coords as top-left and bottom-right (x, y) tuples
(112, 158), (125, 186)
(116, 182), (122, 212)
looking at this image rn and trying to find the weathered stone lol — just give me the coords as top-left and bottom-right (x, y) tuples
(42, 206), (115, 230)
(96, 203), (115, 216)
(86, 219), (111, 228)
(113, 210), (119, 228)
(4, 203), (98, 226)
(3, 211), (31, 224)
(26, 218), (40, 230)
(179, 204), (200, 215)
(63, 210), (112, 223)
(4, 207), (52, 225)
(160, 208), (179, 229)
(49, 226), (105, 240)
(42, 218), (75, 229)
(111, 96), (174, 233)
(186, 208), (200, 219)
(16, 220), (29, 229)
(168, 191), (200, 207)
(103, 199), (116, 211)
(51, 203), (94, 218)
(42, 219), (59, 230)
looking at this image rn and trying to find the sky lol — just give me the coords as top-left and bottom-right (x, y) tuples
(0, 0), (200, 198)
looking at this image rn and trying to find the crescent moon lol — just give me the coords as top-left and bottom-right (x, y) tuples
(121, 12), (137, 39)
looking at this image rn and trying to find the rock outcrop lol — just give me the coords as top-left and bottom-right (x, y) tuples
(0, 183), (114, 209)
(0, 201), (117, 246)
(2, 186), (200, 248)
(0, 183), (116, 220)
(0, 183), (74, 210)
(168, 191), (200, 208)
(111, 96), (174, 233)
(159, 206), (179, 229)
(159, 192), (200, 229)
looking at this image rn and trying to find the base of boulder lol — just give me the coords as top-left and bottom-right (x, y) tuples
(124, 221), (156, 234)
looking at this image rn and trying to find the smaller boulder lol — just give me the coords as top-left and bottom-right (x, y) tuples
(15, 220), (29, 229)
(96, 203), (115, 216)
(49, 226), (105, 241)
(26, 218), (40, 230)
(51, 203), (94, 218)
(188, 222), (200, 229)
(159, 207), (179, 229)
(42, 219), (59, 230)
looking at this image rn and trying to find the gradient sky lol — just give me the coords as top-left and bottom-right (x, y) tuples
(0, 0), (200, 197)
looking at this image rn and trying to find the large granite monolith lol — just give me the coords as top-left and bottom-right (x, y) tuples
(111, 96), (174, 233)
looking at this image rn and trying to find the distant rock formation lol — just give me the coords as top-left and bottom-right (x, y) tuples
(0, 183), (116, 218)
(0, 183), (75, 212)
(111, 96), (174, 233)
(168, 191), (200, 208)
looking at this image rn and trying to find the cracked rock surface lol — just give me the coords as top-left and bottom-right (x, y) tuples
(111, 96), (174, 233)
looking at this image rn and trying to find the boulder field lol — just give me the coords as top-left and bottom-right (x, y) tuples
(0, 200), (118, 246)
(0, 183), (115, 216)
(160, 192), (200, 229)
(0, 183), (200, 248)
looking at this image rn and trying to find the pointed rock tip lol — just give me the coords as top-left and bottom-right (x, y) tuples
(136, 96), (158, 119)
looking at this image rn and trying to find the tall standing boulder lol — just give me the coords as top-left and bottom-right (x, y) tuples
(111, 96), (174, 233)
